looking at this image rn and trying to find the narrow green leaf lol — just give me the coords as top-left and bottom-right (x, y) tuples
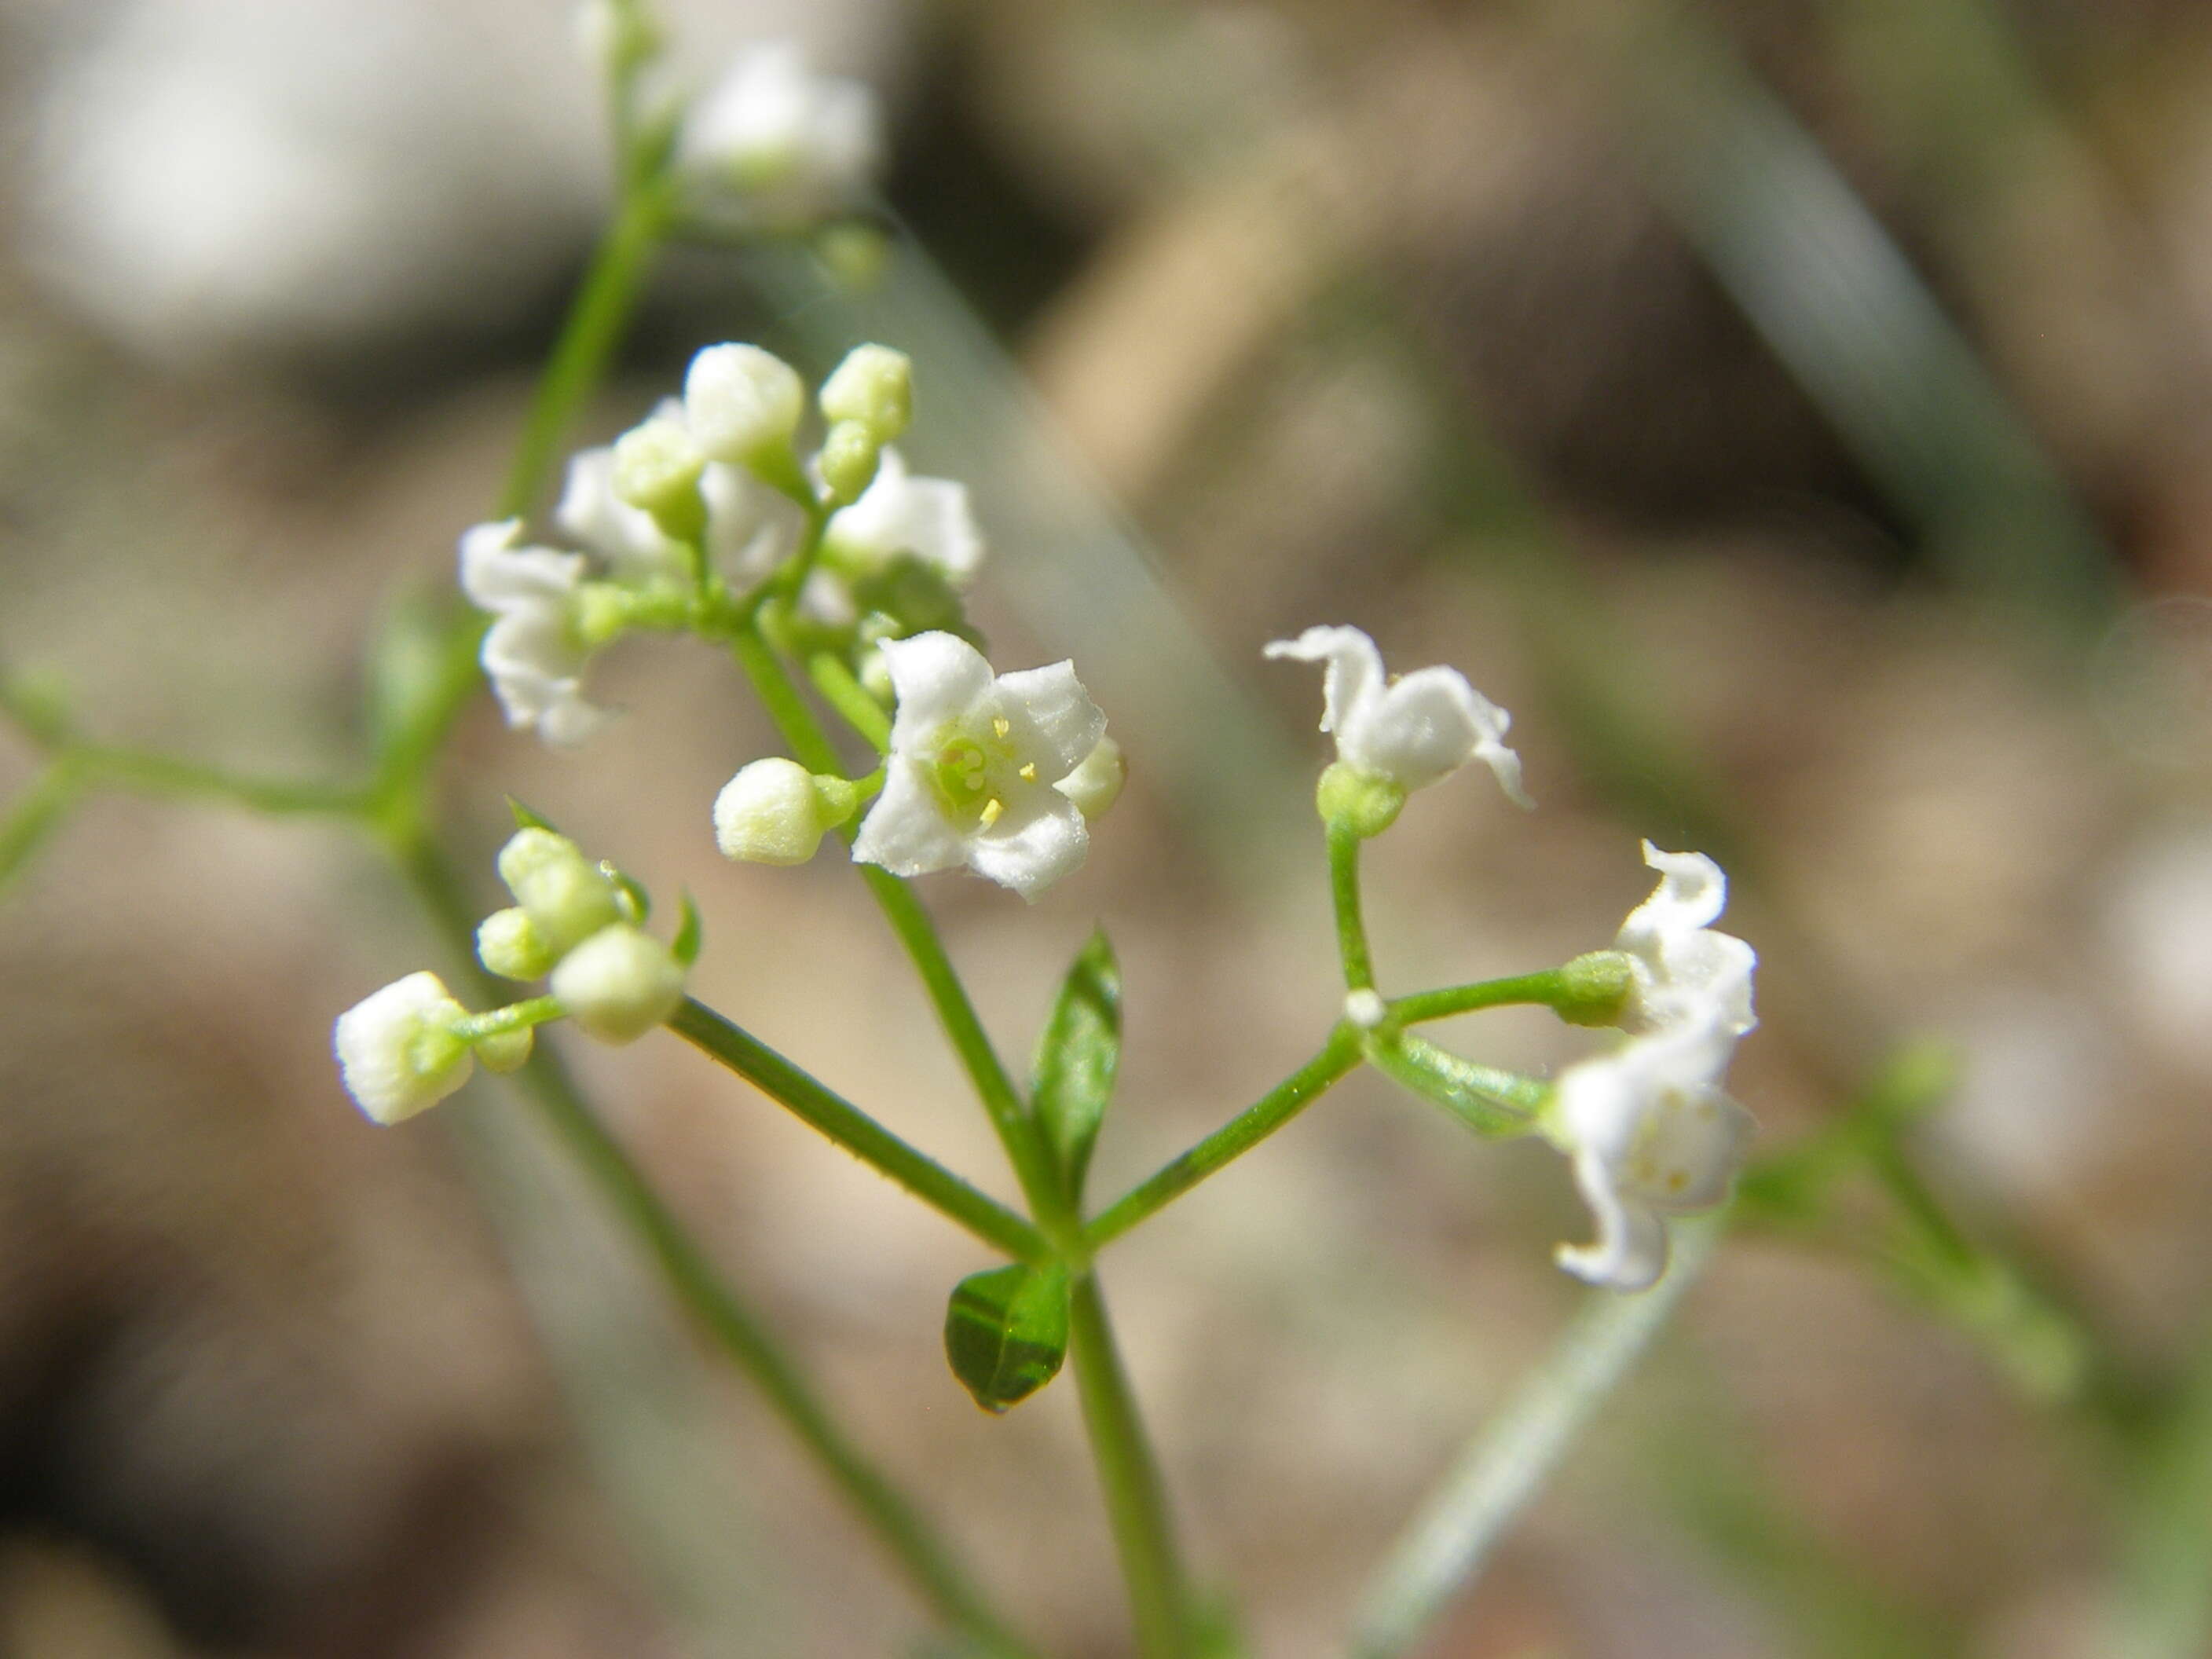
(1031, 928), (1120, 1200)
(671, 891), (703, 967)
(1368, 1032), (1542, 1137)
(601, 859), (650, 923)
(943, 1262), (1071, 1415)
(507, 796), (560, 833)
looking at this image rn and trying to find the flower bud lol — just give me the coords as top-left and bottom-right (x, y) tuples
(819, 344), (912, 444)
(1054, 736), (1126, 821)
(496, 829), (622, 957)
(473, 1026), (536, 1072)
(683, 343), (804, 468)
(477, 906), (555, 981)
(816, 419), (881, 507)
(1315, 760), (1405, 839)
(713, 758), (859, 865)
(1551, 950), (1638, 1029)
(333, 972), (474, 1125)
(550, 924), (688, 1044)
(611, 412), (707, 543)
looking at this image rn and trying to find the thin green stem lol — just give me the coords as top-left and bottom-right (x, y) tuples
(668, 996), (1047, 1262)
(70, 745), (363, 816)
(1328, 822), (1375, 991)
(729, 625), (1073, 1240)
(1086, 1026), (1365, 1249)
(0, 758), (86, 896)
(808, 652), (893, 752)
(1069, 1273), (1192, 1659)
(1389, 969), (1586, 1026)
(452, 996), (565, 1042)
(390, 831), (1029, 1655)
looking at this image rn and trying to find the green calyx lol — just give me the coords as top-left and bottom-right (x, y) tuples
(1316, 761), (1405, 839)
(818, 419), (882, 507)
(1551, 950), (1639, 1028)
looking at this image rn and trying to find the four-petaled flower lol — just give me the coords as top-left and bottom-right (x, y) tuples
(852, 632), (1108, 900)
(679, 44), (883, 228)
(459, 520), (608, 746)
(1265, 624), (1530, 805)
(1547, 1016), (1753, 1291)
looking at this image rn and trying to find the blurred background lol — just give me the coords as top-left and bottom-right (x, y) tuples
(4, 1), (2212, 1654)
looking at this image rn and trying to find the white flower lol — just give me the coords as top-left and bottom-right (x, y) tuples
(551, 923), (688, 1044)
(678, 44), (883, 227)
(556, 446), (684, 581)
(333, 971), (474, 1125)
(1614, 842), (1757, 1038)
(1549, 1016), (1752, 1291)
(852, 632), (1107, 900)
(459, 520), (608, 746)
(1264, 625), (1529, 805)
(822, 448), (985, 585)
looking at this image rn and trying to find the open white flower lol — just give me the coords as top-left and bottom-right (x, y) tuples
(822, 448), (984, 585)
(459, 519), (608, 746)
(1549, 1016), (1752, 1291)
(678, 45), (883, 228)
(852, 632), (1107, 900)
(333, 971), (474, 1126)
(1615, 842), (1757, 1038)
(1264, 624), (1529, 805)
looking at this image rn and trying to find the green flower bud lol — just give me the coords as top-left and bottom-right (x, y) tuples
(819, 344), (913, 444)
(477, 906), (556, 981)
(611, 413), (707, 544)
(1551, 950), (1639, 1028)
(712, 758), (862, 866)
(496, 829), (622, 957)
(817, 418), (881, 507)
(550, 924), (688, 1045)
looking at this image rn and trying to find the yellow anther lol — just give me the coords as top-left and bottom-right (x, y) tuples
(979, 797), (1004, 828)
(992, 716), (1011, 739)
(1018, 762), (1037, 782)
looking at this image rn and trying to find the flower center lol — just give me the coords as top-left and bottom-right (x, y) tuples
(925, 716), (1031, 830)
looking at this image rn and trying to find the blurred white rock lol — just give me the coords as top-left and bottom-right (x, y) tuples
(18, 0), (905, 365)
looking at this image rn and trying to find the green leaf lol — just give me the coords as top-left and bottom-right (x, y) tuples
(1031, 928), (1120, 1200)
(943, 1262), (1071, 1414)
(507, 796), (561, 833)
(600, 860), (650, 924)
(671, 891), (703, 967)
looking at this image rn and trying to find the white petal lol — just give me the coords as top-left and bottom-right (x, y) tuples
(332, 971), (472, 1126)
(989, 660), (1106, 780)
(881, 632), (994, 743)
(1557, 1148), (1671, 1291)
(824, 449), (985, 583)
(1623, 843), (1728, 939)
(556, 446), (683, 578)
(460, 521), (584, 610)
(851, 758), (966, 877)
(701, 462), (807, 587)
(1346, 664), (1525, 798)
(966, 793), (1090, 901)
(1263, 624), (1382, 737)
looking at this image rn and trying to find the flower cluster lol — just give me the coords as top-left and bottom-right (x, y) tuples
(1547, 845), (1757, 1291)
(331, 826), (692, 1124)
(1269, 627), (1756, 1291)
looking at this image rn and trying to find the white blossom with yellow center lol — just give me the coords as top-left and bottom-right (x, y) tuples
(852, 632), (1108, 900)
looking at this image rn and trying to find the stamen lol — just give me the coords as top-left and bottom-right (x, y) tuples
(1018, 762), (1037, 782)
(992, 716), (1011, 739)
(979, 797), (1004, 828)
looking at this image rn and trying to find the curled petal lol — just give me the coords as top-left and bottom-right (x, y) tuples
(851, 758), (968, 877)
(965, 793), (1090, 902)
(1557, 1150), (1672, 1291)
(1263, 624), (1383, 738)
(880, 631), (995, 736)
(990, 660), (1106, 781)
(1352, 665), (1528, 802)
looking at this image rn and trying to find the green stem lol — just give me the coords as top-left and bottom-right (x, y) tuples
(1389, 969), (1587, 1026)
(808, 652), (893, 752)
(0, 758), (86, 896)
(1328, 822), (1375, 991)
(1365, 1031), (1546, 1138)
(1069, 1273), (1192, 1659)
(729, 626), (1072, 1240)
(668, 996), (1047, 1262)
(1086, 1026), (1366, 1249)
(390, 832), (1028, 1655)
(498, 180), (672, 521)
(452, 995), (565, 1042)
(70, 745), (363, 816)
